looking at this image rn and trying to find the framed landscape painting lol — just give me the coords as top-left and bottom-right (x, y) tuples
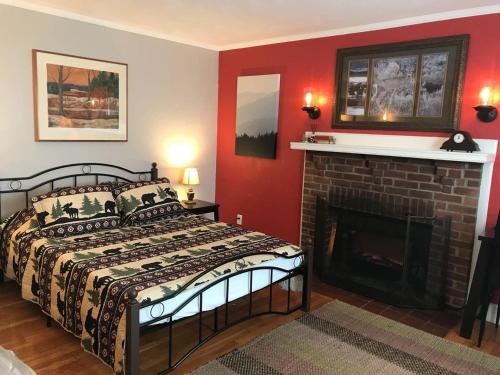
(33, 50), (128, 141)
(235, 74), (280, 159)
(333, 35), (469, 132)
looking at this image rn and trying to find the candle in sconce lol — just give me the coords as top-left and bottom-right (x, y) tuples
(480, 87), (491, 106)
(382, 111), (388, 121)
(304, 92), (313, 107)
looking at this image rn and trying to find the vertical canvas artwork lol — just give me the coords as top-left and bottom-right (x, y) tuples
(33, 50), (128, 141)
(235, 74), (280, 159)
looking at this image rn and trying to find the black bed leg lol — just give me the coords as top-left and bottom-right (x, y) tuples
(302, 249), (313, 313)
(46, 317), (52, 327)
(126, 297), (140, 375)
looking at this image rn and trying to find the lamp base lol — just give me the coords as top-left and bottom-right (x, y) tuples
(184, 187), (195, 204)
(182, 200), (196, 205)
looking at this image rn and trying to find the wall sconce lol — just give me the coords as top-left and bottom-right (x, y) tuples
(474, 87), (497, 122)
(301, 92), (321, 119)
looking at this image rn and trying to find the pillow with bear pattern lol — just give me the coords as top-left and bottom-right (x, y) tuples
(113, 178), (185, 224)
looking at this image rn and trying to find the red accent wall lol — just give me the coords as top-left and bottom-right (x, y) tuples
(216, 14), (500, 245)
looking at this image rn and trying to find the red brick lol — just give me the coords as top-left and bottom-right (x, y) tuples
(313, 176), (330, 184)
(440, 177), (455, 186)
(447, 271), (469, 283)
(464, 170), (481, 179)
(407, 173), (432, 182)
(446, 204), (477, 215)
(395, 163), (419, 172)
(419, 183), (443, 192)
(436, 168), (447, 177)
(467, 179), (480, 187)
(394, 180), (419, 189)
(353, 167), (372, 175)
(383, 170), (406, 179)
(409, 190), (433, 199)
(363, 176), (374, 183)
(345, 158), (365, 166)
(382, 178), (393, 185)
(434, 193), (462, 204)
(453, 187), (479, 197)
(463, 215), (476, 224)
(324, 171), (343, 179)
(447, 169), (462, 178)
(419, 165), (435, 174)
(467, 163), (482, 169)
(442, 186), (452, 194)
(436, 160), (467, 168)
(334, 165), (354, 172)
(351, 182), (371, 190)
(463, 197), (479, 207)
(448, 255), (471, 267)
(384, 187), (409, 195)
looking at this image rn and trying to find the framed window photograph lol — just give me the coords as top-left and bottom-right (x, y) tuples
(332, 35), (469, 132)
(33, 50), (128, 141)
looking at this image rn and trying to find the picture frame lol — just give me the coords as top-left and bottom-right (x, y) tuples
(235, 74), (281, 159)
(32, 50), (128, 141)
(332, 35), (469, 132)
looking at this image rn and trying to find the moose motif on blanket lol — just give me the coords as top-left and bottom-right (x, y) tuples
(10, 214), (301, 375)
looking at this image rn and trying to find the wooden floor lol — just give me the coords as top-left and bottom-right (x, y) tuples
(0, 279), (498, 374)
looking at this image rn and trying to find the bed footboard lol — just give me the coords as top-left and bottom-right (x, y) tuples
(125, 249), (313, 375)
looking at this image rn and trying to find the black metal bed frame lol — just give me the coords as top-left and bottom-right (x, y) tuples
(0, 162), (313, 375)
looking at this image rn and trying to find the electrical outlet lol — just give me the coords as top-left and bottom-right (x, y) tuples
(236, 214), (243, 225)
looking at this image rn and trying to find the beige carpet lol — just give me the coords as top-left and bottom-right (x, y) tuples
(192, 300), (500, 375)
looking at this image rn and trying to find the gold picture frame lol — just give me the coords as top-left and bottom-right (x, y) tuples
(33, 50), (128, 141)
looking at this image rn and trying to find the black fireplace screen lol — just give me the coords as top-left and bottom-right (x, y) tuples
(314, 192), (451, 309)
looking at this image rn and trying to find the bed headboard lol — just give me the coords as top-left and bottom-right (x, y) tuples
(0, 162), (159, 219)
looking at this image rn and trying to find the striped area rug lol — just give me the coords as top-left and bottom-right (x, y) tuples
(192, 300), (500, 375)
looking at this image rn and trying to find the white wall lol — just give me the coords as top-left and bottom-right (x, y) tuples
(0, 5), (218, 213)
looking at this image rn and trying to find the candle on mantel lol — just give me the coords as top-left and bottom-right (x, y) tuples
(382, 110), (388, 121)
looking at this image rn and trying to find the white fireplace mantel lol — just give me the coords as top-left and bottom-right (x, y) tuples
(290, 132), (497, 163)
(292, 132), (498, 320)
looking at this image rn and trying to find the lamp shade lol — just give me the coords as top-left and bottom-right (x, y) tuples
(182, 168), (200, 185)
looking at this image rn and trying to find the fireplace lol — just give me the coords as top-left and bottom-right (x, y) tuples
(300, 150), (485, 307)
(314, 190), (451, 308)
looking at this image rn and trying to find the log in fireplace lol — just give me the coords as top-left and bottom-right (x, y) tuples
(314, 188), (451, 309)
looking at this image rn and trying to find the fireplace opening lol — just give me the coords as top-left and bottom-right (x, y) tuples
(314, 192), (451, 309)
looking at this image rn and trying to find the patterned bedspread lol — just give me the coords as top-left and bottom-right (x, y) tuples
(1, 212), (302, 374)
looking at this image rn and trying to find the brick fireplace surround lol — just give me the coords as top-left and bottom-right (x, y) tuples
(300, 151), (483, 308)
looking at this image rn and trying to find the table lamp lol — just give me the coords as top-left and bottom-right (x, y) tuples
(182, 167), (200, 204)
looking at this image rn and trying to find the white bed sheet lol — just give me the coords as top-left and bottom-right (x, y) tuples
(139, 254), (303, 325)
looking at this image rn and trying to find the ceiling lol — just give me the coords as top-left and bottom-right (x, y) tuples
(3, 0), (500, 50)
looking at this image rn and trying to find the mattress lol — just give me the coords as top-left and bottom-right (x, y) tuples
(140, 254), (303, 324)
(0, 210), (303, 374)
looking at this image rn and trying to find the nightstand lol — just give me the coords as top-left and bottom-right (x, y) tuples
(180, 199), (219, 221)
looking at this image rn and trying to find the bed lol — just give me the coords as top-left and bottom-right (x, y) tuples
(0, 163), (312, 375)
